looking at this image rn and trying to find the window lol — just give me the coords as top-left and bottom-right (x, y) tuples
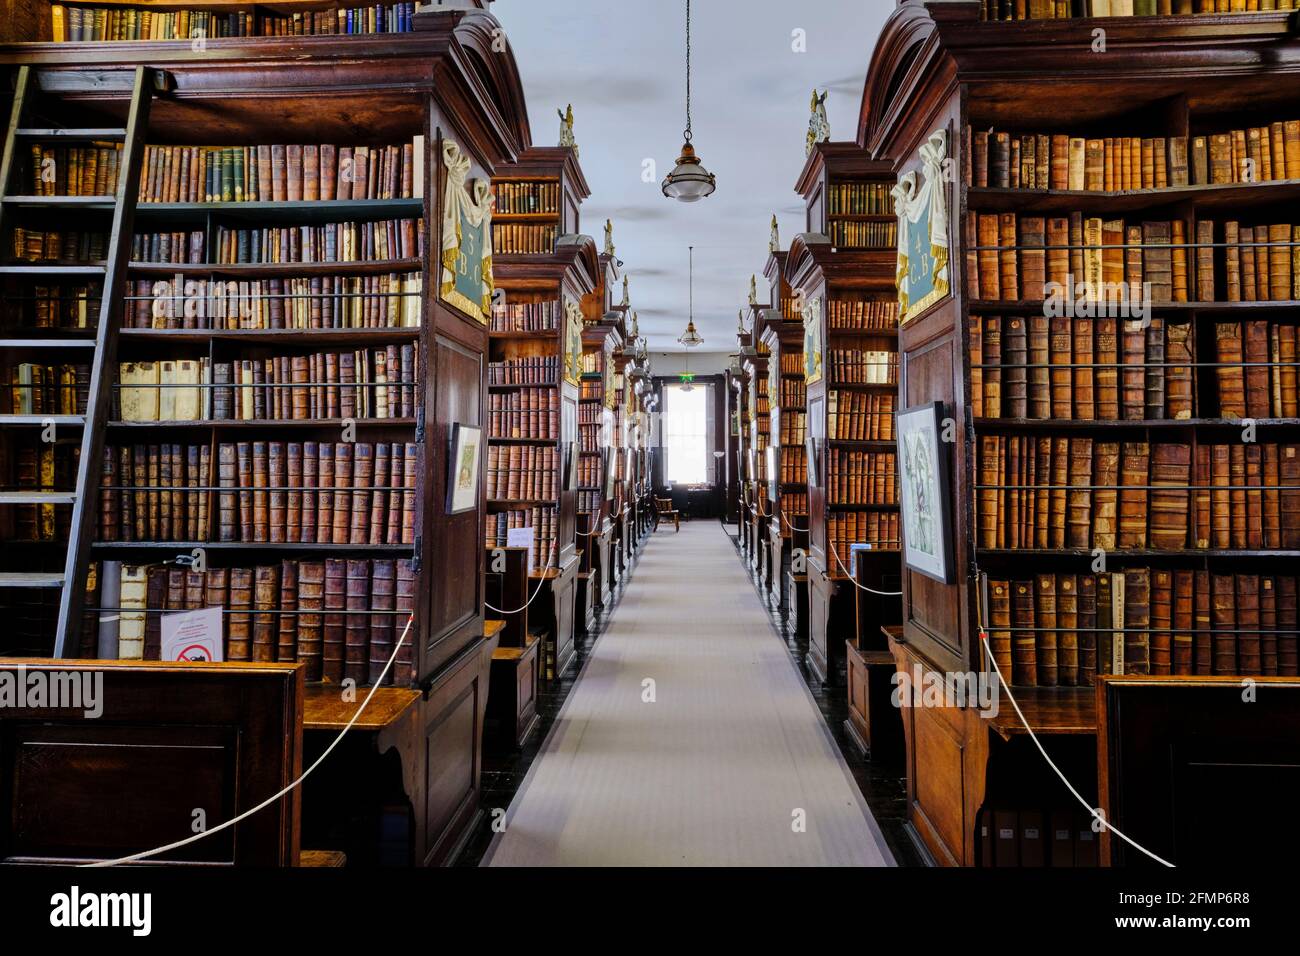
(662, 383), (710, 485)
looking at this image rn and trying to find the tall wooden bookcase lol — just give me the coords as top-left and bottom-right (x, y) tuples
(0, 4), (533, 866)
(742, 307), (772, 595)
(577, 283), (622, 613)
(488, 146), (596, 680)
(787, 145), (901, 686)
(864, 0), (1300, 867)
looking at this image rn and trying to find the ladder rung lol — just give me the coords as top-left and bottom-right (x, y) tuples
(0, 415), (85, 426)
(0, 265), (106, 276)
(15, 127), (128, 140)
(0, 491), (77, 504)
(0, 572), (65, 589)
(0, 338), (96, 349)
(3, 196), (116, 209)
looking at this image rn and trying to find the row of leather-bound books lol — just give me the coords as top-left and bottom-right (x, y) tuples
(1, 281), (101, 329)
(780, 410), (807, 446)
(780, 492), (808, 517)
(779, 352), (803, 375)
(0, 442), (77, 542)
(492, 223), (557, 256)
(97, 440), (418, 544)
(114, 348), (418, 422)
(578, 402), (604, 424)
(966, 212), (1300, 303)
(577, 456), (601, 489)
(134, 140), (423, 204)
(124, 273), (422, 329)
(49, 4), (419, 43)
(978, 807), (1098, 868)
(976, 436), (1300, 551)
(579, 423), (601, 452)
(486, 506), (556, 570)
(828, 220), (897, 250)
(485, 445), (557, 502)
(493, 180), (561, 216)
(488, 356), (560, 386)
(488, 388), (558, 439)
(826, 181), (892, 216)
(577, 491), (602, 514)
(965, 120), (1300, 191)
(85, 558), (416, 686)
(825, 450), (898, 506)
(579, 380), (602, 401)
(980, 0), (1299, 22)
(826, 298), (899, 330)
(779, 446), (807, 484)
(827, 349), (898, 386)
(972, 315), (1300, 421)
(828, 512), (899, 556)
(828, 390), (895, 441)
(11, 228), (105, 263)
(126, 220), (420, 266)
(22, 143), (122, 196)
(986, 570), (1300, 687)
(779, 377), (806, 407)
(4, 363), (89, 415)
(490, 299), (559, 333)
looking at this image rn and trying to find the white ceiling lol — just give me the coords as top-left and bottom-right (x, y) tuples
(491, 0), (890, 352)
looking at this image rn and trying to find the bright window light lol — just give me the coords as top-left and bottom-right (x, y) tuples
(662, 383), (709, 485)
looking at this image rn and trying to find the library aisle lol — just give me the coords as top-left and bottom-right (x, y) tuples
(483, 520), (894, 866)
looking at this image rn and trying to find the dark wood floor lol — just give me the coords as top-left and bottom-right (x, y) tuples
(455, 517), (925, 867)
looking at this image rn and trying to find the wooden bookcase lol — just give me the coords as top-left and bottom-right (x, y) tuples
(490, 146), (596, 681)
(864, 0), (1300, 867)
(742, 314), (772, 597)
(577, 302), (621, 615)
(0, 4), (529, 865)
(788, 146), (901, 686)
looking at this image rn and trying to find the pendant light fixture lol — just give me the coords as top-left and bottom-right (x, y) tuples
(661, 0), (716, 202)
(677, 245), (704, 348)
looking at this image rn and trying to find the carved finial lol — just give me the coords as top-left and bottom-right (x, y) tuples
(603, 219), (615, 257)
(748, 274), (758, 306)
(805, 89), (829, 156)
(737, 309), (747, 334)
(769, 214), (780, 253)
(621, 275), (630, 307)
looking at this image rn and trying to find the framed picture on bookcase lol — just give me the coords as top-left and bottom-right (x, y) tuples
(439, 140), (494, 323)
(603, 446), (617, 499)
(802, 296), (823, 385)
(897, 400), (953, 584)
(895, 127), (951, 326)
(565, 440), (580, 492)
(766, 446), (779, 501)
(446, 423), (483, 515)
(805, 435), (820, 489)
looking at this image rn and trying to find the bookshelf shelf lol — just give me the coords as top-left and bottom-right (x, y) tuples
(967, 179), (1300, 214)
(106, 417), (417, 429)
(968, 299), (1300, 313)
(128, 258), (422, 277)
(119, 328), (420, 344)
(89, 541), (415, 552)
(972, 417), (1300, 431)
(976, 548), (1300, 560)
(985, 686), (1096, 742)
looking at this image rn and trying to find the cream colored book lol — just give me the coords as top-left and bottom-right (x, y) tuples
(239, 359), (255, 421)
(173, 359), (201, 421)
(118, 564), (147, 660)
(1111, 571), (1126, 675)
(158, 360), (177, 420)
(1067, 138), (1086, 191)
(119, 361), (159, 422)
(412, 135), (425, 197)
(1083, 217), (1105, 298)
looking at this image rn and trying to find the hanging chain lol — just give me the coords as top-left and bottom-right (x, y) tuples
(684, 0), (693, 142)
(688, 245), (694, 322)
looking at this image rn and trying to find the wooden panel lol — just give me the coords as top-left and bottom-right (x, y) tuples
(911, 702), (969, 864)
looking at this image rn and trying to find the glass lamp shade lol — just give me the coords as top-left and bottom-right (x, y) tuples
(677, 319), (703, 348)
(661, 142), (716, 202)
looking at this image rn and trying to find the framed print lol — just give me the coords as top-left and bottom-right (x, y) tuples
(766, 445), (779, 501)
(446, 423), (482, 514)
(893, 127), (951, 326)
(564, 440), (579, 492)
(439, 140), (494, 323)
(603, 445), (617, 499)
(563, 300), (584, 386)
(802, 296), (823, 385)
(897, 400), (954, 584)
(805, 435), (819, 489)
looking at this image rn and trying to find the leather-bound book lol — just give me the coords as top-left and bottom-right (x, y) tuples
(1049, 436), (1068, 549)
(1072, 316), (1094, 420)
(981, 317), (1002, 419)
(1261, 576), (1278, 676)
(1240, 226), (1258, 301)
(388, 443), (404, 545)
(1057, 574), (1079, 686)
(988, 579), (1014, 682)
(1254, 224), (1271, 301)
(369, 559), (397, 686)
(990, 132), (1010, 188)
(1150, 569), (1173, 676)
(1223, 221), (1241, 301)
(1245, 444), (1263, 550)
(1035, 574), (1059, 687)
(1211, 574), (1237, 674)
(1094, 316), (1119, 419)
(1278, 324), (1298, 418)
(1020, 217), (1045, 301)
(1169, 135), (1189, 187)
(1067, 437), (1093, 549)
(1143, 221), (1173, 303)
(204, 566), (228, 652)
(1034, 437), (1051, 549)
(1236, 574), (1261, 675)
(1118, 442), (1149, 549)
(1092, 447), (1123, 556)
(252, 565), (279, 663)
(99, 445), (118, 540)
(1067, 137), (1086, 190)
(1193, 444), (1211, 548)
(1003, 316), (1028, 419)
(250, 440), (268, 542)
(1194, 570), (1212, 674)
(965, 213), (981, 299)
(1164, 320), (1194, 419)
(227, 568), (253, 662)
(1069, 212), (1085, 287)
(1269, 223), (1291, 301)
(322, 557), (347, 683)
(1027, 316), (1050, 419)
(332, 442), (353, 545)
(402, 442), (417, 544)
(233, 441), (252, 541)
(1277, 576), (1298, 676)
(1123, 568), (1151, 676)
(344, 559), (370, 685)
(184, 569), (205, 611)
(1210, 444), (1231, 548)
(1209, 133), (1233, 184)
(998, 213), (1019, 300)
(1282, 445), (1300, 549)
(295, 561), (324, 681)
(277, 560), (297, 664)
(144, 566), (166, 661)
(370, 442), (390, 546)
(1195, 220), (1215, 301)
(1078, 574), (1098, 686)
(350, 441), (373, 545)
(1046, 217), (1070, 289)
(1019, 134), (1035, 188)
(394, 559), (416, 686)
(285, 442), (302, 543)
(1120, 319), (1146, 420)
(1144, 317), (1166, 420)
(1011, 579), (1037, 687)
(1149, 442), (1190, 549)
(1263, 445), (1281, 548)
(1214, 322), (1246, 417)
(1084, 138), (1104, 191)
(1005, 436), (1020, 549)
(1244, 320), (1271, 419)
(1049, 315), (1072, 419)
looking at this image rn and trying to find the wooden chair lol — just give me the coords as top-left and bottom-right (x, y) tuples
(654, 496), (680, 532)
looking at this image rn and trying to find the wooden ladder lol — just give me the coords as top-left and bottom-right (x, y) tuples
(0, 65), (168, 657)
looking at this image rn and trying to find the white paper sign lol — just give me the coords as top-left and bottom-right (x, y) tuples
(507, 526), (534, 573)
(160, 607), (224, 662)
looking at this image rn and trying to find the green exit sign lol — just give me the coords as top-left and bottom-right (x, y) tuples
(679, 373), (695, 385)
